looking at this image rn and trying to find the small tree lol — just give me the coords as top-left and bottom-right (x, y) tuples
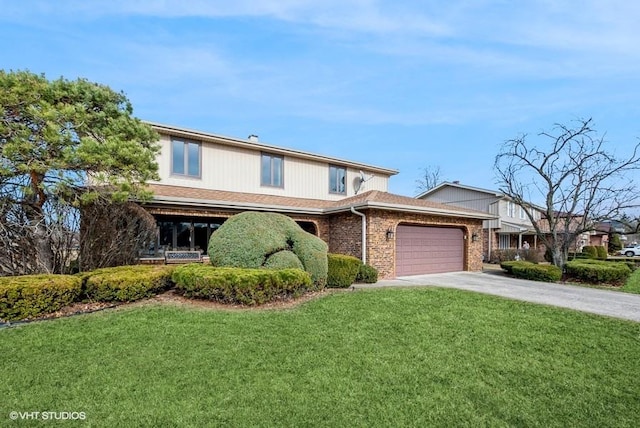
(609, 233), (623, 254)
(495, 118), (640, 269)
(0, 70), (159, 275)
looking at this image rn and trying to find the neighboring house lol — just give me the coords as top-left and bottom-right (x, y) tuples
(416, 181), (542, 261)
(141, 123), (494, 278)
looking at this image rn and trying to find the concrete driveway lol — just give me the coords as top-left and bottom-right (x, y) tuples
(354, 270), (640, 322)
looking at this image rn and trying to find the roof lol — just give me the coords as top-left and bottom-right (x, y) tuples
(145, 184), (496, 220)
(146, 121), (399, 177)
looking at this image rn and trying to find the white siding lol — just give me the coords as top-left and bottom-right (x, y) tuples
(152, 133), (389, 200)
(421, 187), (497, 212)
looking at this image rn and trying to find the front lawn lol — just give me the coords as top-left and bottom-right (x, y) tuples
(2, 288), (640, 427)
(622, 267), (640, 294)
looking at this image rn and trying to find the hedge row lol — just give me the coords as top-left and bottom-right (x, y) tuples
(501, 259), (633, 285)
(172, 264), (312, 305)
(1, 256), (381, 321)
(80, 265), (175, 302)
(0, 265), (177, 322)
(565, 260), (631, 285)
(500, 261), (562, 282)
(0, 275), (82, 321)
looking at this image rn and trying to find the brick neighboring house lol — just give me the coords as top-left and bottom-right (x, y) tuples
(141, 123), (494, 279)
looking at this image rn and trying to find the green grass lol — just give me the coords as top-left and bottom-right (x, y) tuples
(622, 268), (640, 294)
(2, 288), (640, 427)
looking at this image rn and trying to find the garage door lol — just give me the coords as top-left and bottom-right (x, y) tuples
(396, 225), (464, 276)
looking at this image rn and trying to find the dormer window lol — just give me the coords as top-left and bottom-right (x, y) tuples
(261, 153), (283, 187)
(329, 165), (346, 194)
(171, 138), (201, 178)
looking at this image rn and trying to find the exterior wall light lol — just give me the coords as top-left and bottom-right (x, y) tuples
(386, 228), (395, 241)
(471, 233), (479, 242)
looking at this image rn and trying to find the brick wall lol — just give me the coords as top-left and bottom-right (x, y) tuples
(329, 208), (484, 279)
(327, 212), (363, 258)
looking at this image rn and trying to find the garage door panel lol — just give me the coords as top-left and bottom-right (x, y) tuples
(396, 225), (463, 275)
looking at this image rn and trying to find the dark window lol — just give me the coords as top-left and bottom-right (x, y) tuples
(171, 139), (201, 177)
(329, 165), (346, 194)
(176, 222), (191, 250)
(158, 221), (174, 250)
(193, 222), (209, 253)
(261, 153), (283, 187)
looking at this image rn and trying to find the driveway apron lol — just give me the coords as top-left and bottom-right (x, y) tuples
(355, 271), (640, 322)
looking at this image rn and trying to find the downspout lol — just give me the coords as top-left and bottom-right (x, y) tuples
(351, 206), (366, 264)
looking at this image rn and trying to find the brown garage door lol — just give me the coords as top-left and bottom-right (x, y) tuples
(396, 225), (464, 276)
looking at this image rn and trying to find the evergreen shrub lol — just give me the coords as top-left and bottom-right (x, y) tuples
(327, 254), (362, 288)
(172, 264), (312, 305)
(0, 274), (82, 321)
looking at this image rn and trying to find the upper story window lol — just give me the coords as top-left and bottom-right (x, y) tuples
(329, 165), (346, 194)
(261, 153), (283, 187)
(507, 201), (515, 217)
(171, 138), (201, 178)
(519, 206), (527, 220)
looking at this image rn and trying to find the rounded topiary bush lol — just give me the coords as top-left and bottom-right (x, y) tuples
(327, 253), (362, 288)
(264, 250), (304, 270)
(208, 212), (328, 288)
(172, 264), (312, 305)
(80, 265), (175, 302)
(0, 274), (82, 321)
(596, 246), (608, 260)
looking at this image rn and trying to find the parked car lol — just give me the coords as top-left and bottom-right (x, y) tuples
(618, 245), (640, 257)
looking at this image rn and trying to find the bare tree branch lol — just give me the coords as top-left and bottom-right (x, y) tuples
(494, 117), (640, 267)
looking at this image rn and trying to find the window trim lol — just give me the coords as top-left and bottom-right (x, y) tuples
(260, 152), (284, 188)
(329, 164), (347, 195)
(170, 138), (202, 179)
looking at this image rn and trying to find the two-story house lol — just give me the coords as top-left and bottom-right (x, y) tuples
(416, 181), (542, 262)
(142, 123), (495, 278)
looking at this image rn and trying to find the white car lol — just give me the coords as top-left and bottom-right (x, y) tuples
(618, 245), (640, 257)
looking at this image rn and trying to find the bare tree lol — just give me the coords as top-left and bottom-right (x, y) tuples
(415, 165), (444, 193)
(79, 201), (156, 271)
(494, 118), (640, 268)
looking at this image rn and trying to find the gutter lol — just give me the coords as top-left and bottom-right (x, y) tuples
(351, 206), (367, 264)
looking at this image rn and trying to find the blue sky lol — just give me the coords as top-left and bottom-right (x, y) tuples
(2, 0), (640, 197)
